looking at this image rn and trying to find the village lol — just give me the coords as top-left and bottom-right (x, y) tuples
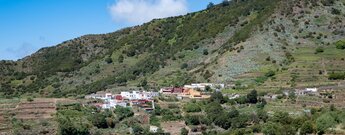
(85, 83), (225, 110)
(85, 82), (344, 111)
(80, 80), (345, 134)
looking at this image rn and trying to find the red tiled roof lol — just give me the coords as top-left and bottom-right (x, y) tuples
(115, 95), (123, 100)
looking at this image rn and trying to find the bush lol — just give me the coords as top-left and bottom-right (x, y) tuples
(90, 113), (108, 128)
(328, 72), (345, 80)
(300, 121), (315, 135)
(315, 47), (324, 54)
(181, 63), (188, 69)
(105, 57), (113, 64)
(185, 115), (201, 125)
(247, 90), (258, 104)
(316, 113), (336, 133)
(181, 128), (189, 135)
(331, 8), (341, 15)
(118, 55), (124, 63)
(27, 97), (34, 102)
(335, 40), (345, 49)
(114, 106), (134, 120)
(203, 49), (209, 55)
(184, 103), (202, 112)
(265, 71), (275, 77)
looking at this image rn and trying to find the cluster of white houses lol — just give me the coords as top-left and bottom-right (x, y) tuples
(85, 83), (225, 109)
(85, 91), (159, 110)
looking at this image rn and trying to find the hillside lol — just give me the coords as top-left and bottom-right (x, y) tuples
(0, 0), (345, 98)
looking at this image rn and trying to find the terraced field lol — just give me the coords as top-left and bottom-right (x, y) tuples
(0, 98), (75, 135)
(0, 98), (19, 135)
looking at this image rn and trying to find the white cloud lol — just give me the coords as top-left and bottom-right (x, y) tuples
(109, 0), (188, 25)
(6, 42), (38, 60)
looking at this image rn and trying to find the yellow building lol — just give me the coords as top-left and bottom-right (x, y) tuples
(182, 89), (211, 99)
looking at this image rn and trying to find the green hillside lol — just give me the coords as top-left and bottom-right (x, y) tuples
(0, 0), (345, 98)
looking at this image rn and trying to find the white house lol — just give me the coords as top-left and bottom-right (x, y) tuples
(149, 126), (159, 133)
(306, 88), (318, 92)
(184, 83), (225, 91)
(121, 91), (159, 100)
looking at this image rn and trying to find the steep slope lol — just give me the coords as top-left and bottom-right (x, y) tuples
(0, 0), (344, 97)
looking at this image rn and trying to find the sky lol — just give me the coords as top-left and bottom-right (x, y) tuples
(0, 0), (223, 60)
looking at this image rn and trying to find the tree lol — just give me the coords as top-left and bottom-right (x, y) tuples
(222, 0), (230, 6)
(271, 111), (291, 124)
(138, 78), (148, 89)
(90, 113), (108, 128)
(231, 114), (249, 128)
(316, 113), (336, 133)
(247, 90), (258, 104)
(132, 124), (144, 135)
(329, 105), (337, 113)
(300, 121), (314, 135)
(228, 109), (239, 118)
(114, 106), (134, 121)
(205, 102), (224, 121)
(214, 113), (232, 129)
(262, 122), (281, 135)
(289, 91), (296, 100)
(205, 85), (212, 92)
(185, 115), (201, 125)
(210, 92), (226, 104)
(105, 57), (113, 64)
(181, 128), (189, 135)
(257, 109), (268, 122)
(207, 2), (215, 9)
(118, 55), (124, 63)
(58, 115), (89, 135)
(184, 103), (201, 112)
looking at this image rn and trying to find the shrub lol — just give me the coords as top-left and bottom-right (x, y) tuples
(118, 55), (124, 63)
(328, 72), (345, 80)
(185, 115), (201, 125)
(316, 113), (336, 133)
(114, 106), (134, 120)
(203, 49), (209, 55)
(300, 121), (315, 135)
(181, 63), (188, 69)
(335, 40), (345, 49)
(181, 128), (189, 135)
(331, 8), (341, 15)
(315, 47), (324, 54)
(184, 103), (202, 112)
(27, 97), (34, 102)
(247, 90), (258, 104)
(265, 70), (275, 77)
(105, 57), (113, 64)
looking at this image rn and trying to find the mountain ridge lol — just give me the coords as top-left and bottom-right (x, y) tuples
(1, 0), (345, 97)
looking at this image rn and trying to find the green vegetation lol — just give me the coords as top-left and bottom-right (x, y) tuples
(105, 57), (113, 64)
(183, 103), (202, 112)
(114, 106), (134, 121)
(315, 47), (324, 54)
(329, 72), (345, 80)
(335, 40), (345, 49)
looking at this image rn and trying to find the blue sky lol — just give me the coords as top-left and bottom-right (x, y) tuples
(0, 0), (223, 60)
